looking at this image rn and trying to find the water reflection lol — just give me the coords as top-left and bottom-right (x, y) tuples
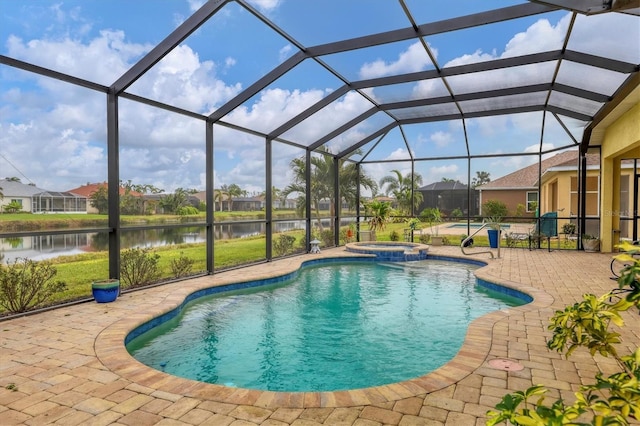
(0, 220), (318, 262)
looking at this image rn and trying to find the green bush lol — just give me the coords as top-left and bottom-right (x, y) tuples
(273, 234), (296, 256)
(320, 229), (333, 247)
(120, 247), (161, 288)
(389, 230), (400, 241)
(170, 252), (195, 278)
(450, 208), (463, 218)
(176, 206), (200, 216)
(0, 258), (66, 313)
(482, 199), (508, 219)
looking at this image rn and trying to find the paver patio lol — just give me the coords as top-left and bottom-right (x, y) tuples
(1, 246), (639, 425)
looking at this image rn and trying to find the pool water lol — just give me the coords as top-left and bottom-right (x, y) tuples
(127, 260), (525, 392)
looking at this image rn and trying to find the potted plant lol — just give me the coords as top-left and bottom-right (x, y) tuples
(486, 216), (503, 249)
(421, 207), (443, 245)
(582, 234), (600, 252)
(482, 200), (508, 249)
(92, 278), (120, 303)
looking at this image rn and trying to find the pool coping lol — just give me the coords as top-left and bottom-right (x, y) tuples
(94, 251), (554, 409)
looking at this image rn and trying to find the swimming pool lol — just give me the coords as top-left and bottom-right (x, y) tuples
(126, 259), (528, 392)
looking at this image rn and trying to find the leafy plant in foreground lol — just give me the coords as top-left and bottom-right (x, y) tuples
(0, 258), (66, 313)
(487, 240), (640, 425)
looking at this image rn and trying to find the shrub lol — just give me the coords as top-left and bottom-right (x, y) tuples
(176, 205), (200, 216)
(450, 208), (463, 218)
(0, 258), (66, 313)
(487, 241), (640, 425)
(419, 233), (431, 244)
(273, 234), (296, 256)
(320, 229), (333, 247)
(170, 252), (195, 278)
(120, 247), (160, 288)
(389, 230), (400, 241)
(562, 222), (576, 235)
(482, 200), (508, 220)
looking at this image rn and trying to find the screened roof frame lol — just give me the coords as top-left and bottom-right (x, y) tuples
(107, 0), (639, 164)
(3, 1), (635, 162)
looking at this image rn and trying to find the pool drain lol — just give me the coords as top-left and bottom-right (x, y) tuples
(487, 358), (524, 371)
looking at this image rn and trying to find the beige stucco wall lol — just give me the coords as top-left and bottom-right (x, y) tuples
(478, 189), (536, 218)
(600, 101), (640, 252)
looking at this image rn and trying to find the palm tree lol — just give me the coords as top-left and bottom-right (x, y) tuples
(226, 184), (246, 211)
(214, 189), (227, 211)
(282, 147), (377, 231)
(364, 199), (393, 232)
(379, 170), (423, 215)
(472, 171), (491, 188)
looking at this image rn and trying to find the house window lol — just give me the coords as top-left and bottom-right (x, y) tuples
(526, 192), (538, 212)
(10, 199), (23, 207)
(570, 176), (599, 216)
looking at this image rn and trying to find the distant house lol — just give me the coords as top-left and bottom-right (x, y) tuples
(477, 150), (587, 218)
(0, 179), (87, 214)
(193, 191), (262, 211)
(68, 182), (143, 214)
(417, 181), (479, 217)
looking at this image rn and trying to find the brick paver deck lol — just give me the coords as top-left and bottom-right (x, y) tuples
(1, 246), (639, 425)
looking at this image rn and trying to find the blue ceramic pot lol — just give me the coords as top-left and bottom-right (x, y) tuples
(92, 279), (119, 303)
(488, 229), (501, 248)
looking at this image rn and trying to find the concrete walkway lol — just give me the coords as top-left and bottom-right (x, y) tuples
(1, 246), (639, 425)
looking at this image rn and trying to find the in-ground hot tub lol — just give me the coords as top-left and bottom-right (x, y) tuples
(345, 241), (429, 261)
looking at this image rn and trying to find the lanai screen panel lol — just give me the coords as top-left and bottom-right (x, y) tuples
(467, 112), (545, 157)
(445, 63), (557, 94)
(323, 111), (395, 156)
(361, 127), (412, 163)
(222, 59), (345, 136)
(365, 78), (450, 104)
(280, 91), (375, 147)
(212, 124), (266, 200)
(262, 0), (410, 45)
(0, 65), (107, 203)
(272, 141), (307, 217)
(125, 1), (296, 115)
(403, 121), (469, 161)
(319, 39), (436, 82)
(0, 0), (180, 86)
(422, 10), (568, 67)
(567, 12), (640, 64)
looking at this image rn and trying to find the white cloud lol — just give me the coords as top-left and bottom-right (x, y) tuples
(246, 0), (282, 13)
(279, 44), (292, 62)
(359, 42), (431, 79)
(430, 131), (453, 147)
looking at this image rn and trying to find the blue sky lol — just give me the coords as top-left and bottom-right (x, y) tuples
(0, 1), (637, 196)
